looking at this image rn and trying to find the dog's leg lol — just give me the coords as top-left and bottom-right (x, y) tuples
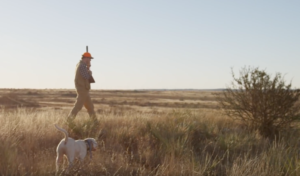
(56, 154), (63, 175)
(67, 155), (75, 172)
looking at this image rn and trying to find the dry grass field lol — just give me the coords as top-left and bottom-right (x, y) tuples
(0, 89), (300, 176)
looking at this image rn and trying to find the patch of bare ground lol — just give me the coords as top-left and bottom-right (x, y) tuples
(0, 93), (40, 109)
(0, 89), (221, 110)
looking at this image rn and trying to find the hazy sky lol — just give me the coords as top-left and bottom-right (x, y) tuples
(1, 1), (300, 89)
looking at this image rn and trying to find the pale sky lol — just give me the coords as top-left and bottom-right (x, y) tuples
(1, 1), (300, 89)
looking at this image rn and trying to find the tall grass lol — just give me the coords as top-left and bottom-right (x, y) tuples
(0, 108), (299, 175)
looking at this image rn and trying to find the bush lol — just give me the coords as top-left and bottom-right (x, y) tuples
(219, 66), (300, 138)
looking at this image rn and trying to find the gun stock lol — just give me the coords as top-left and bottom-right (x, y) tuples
(89, 75), (95, 83)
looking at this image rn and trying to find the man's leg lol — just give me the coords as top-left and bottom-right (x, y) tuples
(83, 92), (96, 119)
(68, 91), (88, 119)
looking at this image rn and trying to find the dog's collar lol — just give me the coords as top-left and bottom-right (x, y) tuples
(84, 140), (93, 159)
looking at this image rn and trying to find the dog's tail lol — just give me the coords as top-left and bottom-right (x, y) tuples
(54, 124), (69, 144)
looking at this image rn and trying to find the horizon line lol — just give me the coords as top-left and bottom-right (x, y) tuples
(0, 88), (225, 91)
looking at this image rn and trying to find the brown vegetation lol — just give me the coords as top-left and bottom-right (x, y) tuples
(0, 89), (300, 175)
(219, 67), (300, 138)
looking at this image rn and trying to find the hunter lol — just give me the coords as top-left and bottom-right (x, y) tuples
(68, 49), (96, 119)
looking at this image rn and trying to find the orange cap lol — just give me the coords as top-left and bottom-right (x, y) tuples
(82, 52), (93, 59)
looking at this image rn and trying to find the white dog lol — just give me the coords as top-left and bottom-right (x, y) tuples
(54, 124), (98, 173)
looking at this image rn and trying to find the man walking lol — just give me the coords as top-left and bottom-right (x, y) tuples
(68, 47), (96, 119)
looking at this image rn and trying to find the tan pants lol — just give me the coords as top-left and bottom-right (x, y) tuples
(68, 90), (96, 119)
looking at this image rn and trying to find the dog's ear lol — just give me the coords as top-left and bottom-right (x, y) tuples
(91, 139), (98, 149)
(86, 138), (97, 149)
